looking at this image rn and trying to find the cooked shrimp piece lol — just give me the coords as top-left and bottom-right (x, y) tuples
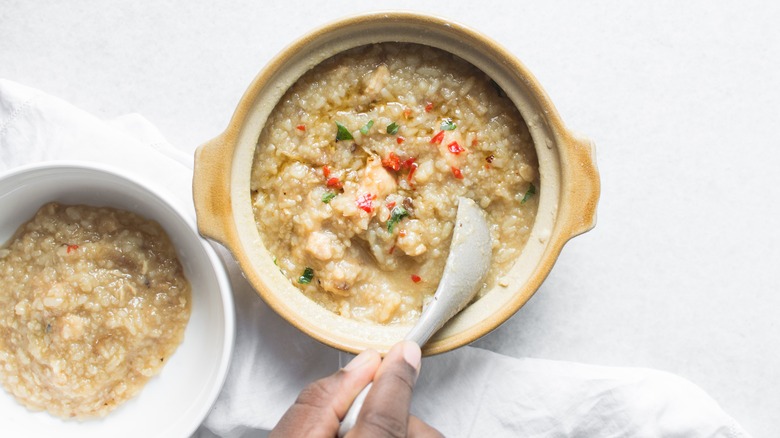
(364, 64), (390, 100)
(320, 259), (362, 296)
(327, 157), (398, 230)
(359, 156), (397, 200)
(306, 231), (336, 261)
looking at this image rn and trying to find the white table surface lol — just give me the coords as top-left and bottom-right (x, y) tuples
(2, 1), (777, 436)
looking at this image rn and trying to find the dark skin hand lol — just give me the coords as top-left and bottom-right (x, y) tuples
(270, 340), (443, 438)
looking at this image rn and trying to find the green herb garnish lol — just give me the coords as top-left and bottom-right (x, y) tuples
(335, 122), (353, 141)
(387, 122), (400, 135)
(441, 118), (457, 131)
(273, 256), (278, 266)
(322, 191), (337, 203)
(360, 120), (374, 135)
(298, 267), (314, 284)
(521, 183), (536, 204)
(387, 206), (410, 233)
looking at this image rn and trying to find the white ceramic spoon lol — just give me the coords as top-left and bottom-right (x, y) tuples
(338, 197), (492, 436)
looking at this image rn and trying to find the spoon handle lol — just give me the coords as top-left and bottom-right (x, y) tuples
(338, 325), (427, 437)
(337, 383), (372, 437)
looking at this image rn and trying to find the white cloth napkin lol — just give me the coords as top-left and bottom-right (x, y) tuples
(0, 78), (751, 438)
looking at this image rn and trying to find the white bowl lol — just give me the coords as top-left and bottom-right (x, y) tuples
(0, 162), (234, 438)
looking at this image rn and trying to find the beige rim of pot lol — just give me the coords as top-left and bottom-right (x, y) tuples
(193, 11), (600, 355)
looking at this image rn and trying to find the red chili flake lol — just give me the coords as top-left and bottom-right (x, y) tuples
(401, 157), (416, 169)
(399, 230), (407, 237)
(447, 141), (465, 154)
(356, 193), (376, 213)
(389, 245), (396, 255)
(326, 177), (342, 189)
(485, 164), (491, 169)
(472, 137), (478, 147)
(451, 166), (464, 179)
(66, 244), (79, 254)
(323, 165), (331, 178)
(430, 131), (445, 144)
(381, 152), (402, 171)
(424, 102), (434, 112)
(411, 274), (422, 283)
(486, 154), (494, 163)
(386, 201), (396, 209)
(396, 136), (405, 144)
(407, 162), (418, 182)
(296, 124), (306, 131)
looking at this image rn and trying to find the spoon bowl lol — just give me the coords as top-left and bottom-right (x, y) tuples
(404, 197), (492, 345)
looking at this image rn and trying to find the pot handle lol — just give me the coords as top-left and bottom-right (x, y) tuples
(559, 133), (600, 239)
(193, 133), (235, 247)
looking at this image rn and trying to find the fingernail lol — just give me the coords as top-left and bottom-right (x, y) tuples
(400, 341), (421, 372)
(344, 350), (374, 371)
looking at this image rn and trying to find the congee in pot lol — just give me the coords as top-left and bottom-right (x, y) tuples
(251, 43), (538, 324)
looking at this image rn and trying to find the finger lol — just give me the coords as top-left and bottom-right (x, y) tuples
(408, 415), (444, 438)
(349, 340), (422, 438)
(270, 349), (381, 438)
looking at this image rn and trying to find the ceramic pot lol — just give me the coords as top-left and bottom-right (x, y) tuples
(193, 12), (600, 355)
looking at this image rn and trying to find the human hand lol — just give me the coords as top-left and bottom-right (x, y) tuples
(270, 340), (443, 438)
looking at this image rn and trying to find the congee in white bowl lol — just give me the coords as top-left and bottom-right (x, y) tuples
(194, 12), (599, 355)
(0, 162), (234, 437)
(0, 202), (191, 419)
